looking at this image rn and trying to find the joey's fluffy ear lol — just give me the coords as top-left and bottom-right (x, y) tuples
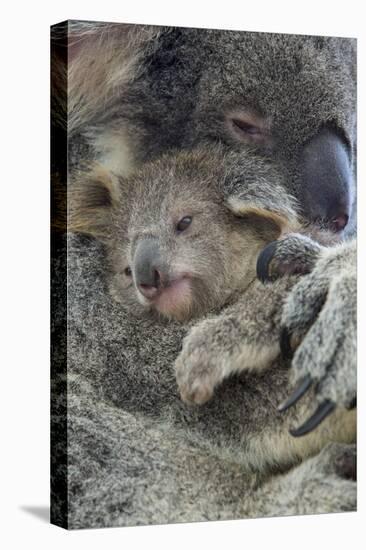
(68, 164), (121, 241)
(226, 195), (299, 242)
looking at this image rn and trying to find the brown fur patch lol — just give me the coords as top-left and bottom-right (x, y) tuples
(51, 172), (67, 234)
(230, 203), (299, 242)
(68, 164), (121, 239)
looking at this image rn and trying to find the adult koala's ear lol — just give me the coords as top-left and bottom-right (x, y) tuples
(68, 164), (122, 241)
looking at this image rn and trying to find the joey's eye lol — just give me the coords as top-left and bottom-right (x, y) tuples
(176, 216), (192, 233)
(124, 266), (132, 277)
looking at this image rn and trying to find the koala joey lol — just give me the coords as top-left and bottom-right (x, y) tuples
(69, 146), (355, 445)
(70, 147), (296, 319)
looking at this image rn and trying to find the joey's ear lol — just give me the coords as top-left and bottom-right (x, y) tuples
(226, 196), (299, 242)
(68, 164), (121, 241)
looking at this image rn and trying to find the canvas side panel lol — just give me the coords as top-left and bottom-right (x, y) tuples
(50, 20), (68, 530)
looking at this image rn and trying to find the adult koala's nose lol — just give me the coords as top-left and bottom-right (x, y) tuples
(134, 238), (167, 299)
(298, 126), (353, 233)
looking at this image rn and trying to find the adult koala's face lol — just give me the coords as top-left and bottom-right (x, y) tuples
(139, 30), (356, 235)
(185, 32), (356, 236)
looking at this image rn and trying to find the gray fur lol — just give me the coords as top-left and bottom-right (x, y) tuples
(61, 232), (356, 529)
(62, 149), (356, 528)
(255, 233), (356, 413)
(61, 23), (357, 417)
(63, 22), (356, 234)
(276, 238), (356, 409)
(69, 147), (298, 321)
(51, 22), (357, 528)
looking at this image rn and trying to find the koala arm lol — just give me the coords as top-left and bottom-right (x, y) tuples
(175, 277), (294, 405)
(252, 443), (356, 516)
(257, 234), (357, 436)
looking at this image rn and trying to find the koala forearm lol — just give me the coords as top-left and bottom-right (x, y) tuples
(175, 277), (296, 405)
(213, 277), (296, 373)
(243, 399), (355, 473)
(246, 443), (356, 517)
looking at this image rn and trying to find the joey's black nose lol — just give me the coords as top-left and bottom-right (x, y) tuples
(298, 126), (353, 233)
(134, 238), (167, 298)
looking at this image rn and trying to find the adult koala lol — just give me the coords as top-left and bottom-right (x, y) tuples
(53, 21), (356, 427)
(51, 21), (357, 526)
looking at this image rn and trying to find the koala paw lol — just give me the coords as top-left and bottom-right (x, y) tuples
(276, 243), (357, 436)
(256, 233), (322, 283)
(174, 322), (224, 406)
(176, 360), (215, 405)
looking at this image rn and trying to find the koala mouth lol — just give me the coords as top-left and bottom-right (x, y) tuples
(138, 275), (194, 321)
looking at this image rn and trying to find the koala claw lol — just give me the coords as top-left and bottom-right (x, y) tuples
(256, 235), (321, 283)
(277, 374), (313, 412)
(289, 399), (336, 437)
(279, 326), (295, 360)
(278, 375), (336, 438)
(256, 241), (279, 283)
(264, 239), (356, 437)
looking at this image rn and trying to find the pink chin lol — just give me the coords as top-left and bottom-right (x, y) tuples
(150, 277), (193, 320)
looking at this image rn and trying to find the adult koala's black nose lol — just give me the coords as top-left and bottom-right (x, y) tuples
(298, 126), (353, 233)
(134, 238), (166, 298)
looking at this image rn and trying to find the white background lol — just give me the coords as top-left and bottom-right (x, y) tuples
(1, 1), (365, 548)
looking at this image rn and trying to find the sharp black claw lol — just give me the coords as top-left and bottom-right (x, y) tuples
(278, 374), (313, 412)
(290, 399), (336, 437)
(256, 241), (278, 283)
(280, 327), (294, 360)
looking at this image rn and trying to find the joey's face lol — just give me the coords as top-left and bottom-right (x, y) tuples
(110, 157), (261, 321)
(126, 197), (237, 321)
(105, 149), (298, 321)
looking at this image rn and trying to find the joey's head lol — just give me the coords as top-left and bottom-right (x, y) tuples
(69, 148), (298, 321)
